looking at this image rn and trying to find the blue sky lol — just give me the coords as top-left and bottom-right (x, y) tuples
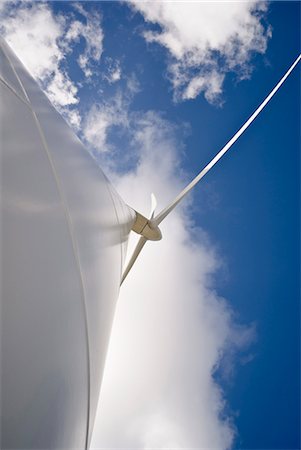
(1, 1), (300, 448)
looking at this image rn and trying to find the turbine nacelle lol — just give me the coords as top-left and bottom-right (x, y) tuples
(132, 212), (162, 241)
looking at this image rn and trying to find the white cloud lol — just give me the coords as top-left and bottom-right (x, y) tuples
(182, 69), (225, 102)
(103, 58), (122, 84)
(82, 75), (140, 156)
(109, 66), (122, 83)
(65, 4), (103, 78)
(0, 2), (78, 116)
(90, 111), (255, 449)
(83, 91), (130, 154)
(1, 2), (66, 81)
(83, 103), (114, 152)
(130, 1), (271, 102)
(126, 72), (141, 96)
(0, 2), (104, 127)
(60, 107), (82, 131)
(45, 68), (78, 107)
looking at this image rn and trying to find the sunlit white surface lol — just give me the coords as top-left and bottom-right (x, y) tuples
(0, 37), (135, 449)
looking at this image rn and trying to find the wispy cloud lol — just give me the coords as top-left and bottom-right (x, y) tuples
(130, 1), (271, 103)
(65, 3), (103, 78)
(0, 1), (103, 128)
(82, 74), (140, 159)
(1, 2), (64, 80)
(82, 91), (130, 154)
(103, 57), (122, 84)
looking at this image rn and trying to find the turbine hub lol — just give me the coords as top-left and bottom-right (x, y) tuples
(132, 211), (162, 241)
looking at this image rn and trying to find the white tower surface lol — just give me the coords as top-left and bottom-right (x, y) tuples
(0, 38), (135, 449)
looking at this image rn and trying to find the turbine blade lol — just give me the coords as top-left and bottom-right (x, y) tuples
(120, 236), (147, 285)
(153, 54), (301, 226)
(150, 193), (157, 219)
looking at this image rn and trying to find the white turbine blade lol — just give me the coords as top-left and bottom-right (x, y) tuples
(121, 54), (300, 286)
(153, 54), (301, 226)
(120, 236), (147, 285)
(150, 193), (157, 219)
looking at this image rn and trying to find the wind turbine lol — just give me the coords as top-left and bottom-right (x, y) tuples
(121, 54), (301, 285)
(1, 32), (300, 450)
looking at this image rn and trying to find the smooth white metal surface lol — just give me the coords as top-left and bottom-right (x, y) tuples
(0, 37), (135, 449)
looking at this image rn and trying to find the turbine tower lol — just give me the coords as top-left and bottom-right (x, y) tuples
(1, 37), (135, 449)
(0, 36), (299, 449)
